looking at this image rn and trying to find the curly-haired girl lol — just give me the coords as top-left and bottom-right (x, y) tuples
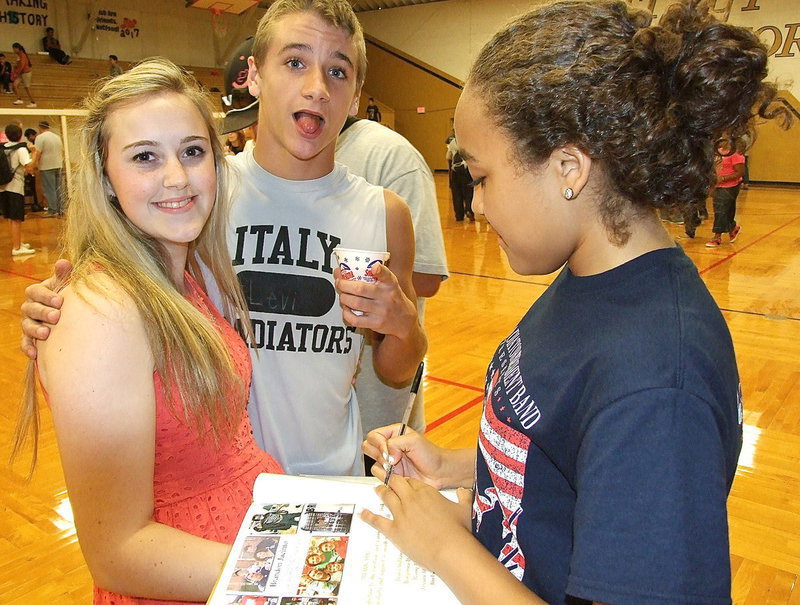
(363, 2), (790, 603)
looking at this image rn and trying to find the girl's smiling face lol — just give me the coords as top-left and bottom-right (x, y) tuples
(103, 92), (216, 267)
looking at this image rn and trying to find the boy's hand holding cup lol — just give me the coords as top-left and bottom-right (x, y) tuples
(333, 247), (390, 316)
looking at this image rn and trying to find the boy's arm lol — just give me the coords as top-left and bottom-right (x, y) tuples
(371, 190), (427, 383)
(413, 273), (442, 298)
(334, 190), (426, 384)
(380, 164), (447, 299)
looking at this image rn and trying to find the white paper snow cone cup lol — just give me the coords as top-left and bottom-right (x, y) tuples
(333, 247), (391, 315)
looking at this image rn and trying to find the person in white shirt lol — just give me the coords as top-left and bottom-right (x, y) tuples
(2, 122), (35, 255)
(32, 121), (64, 217)
(336, 116), (449, 445)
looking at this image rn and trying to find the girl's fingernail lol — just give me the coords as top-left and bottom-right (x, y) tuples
(387, 455), (395, 465)
(382, 451), (389, 461)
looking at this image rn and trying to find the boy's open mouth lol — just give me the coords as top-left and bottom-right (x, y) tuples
(295, 111), (324, 135)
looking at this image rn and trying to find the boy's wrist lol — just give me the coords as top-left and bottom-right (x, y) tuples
(385, 295), (420, 341)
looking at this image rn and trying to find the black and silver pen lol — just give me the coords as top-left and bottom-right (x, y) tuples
(383, 361), (425, 486)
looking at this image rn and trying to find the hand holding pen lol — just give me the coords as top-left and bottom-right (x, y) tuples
(383, 361), (425, 486)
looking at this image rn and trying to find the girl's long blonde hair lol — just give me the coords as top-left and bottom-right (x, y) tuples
(11, 58), (254, 475)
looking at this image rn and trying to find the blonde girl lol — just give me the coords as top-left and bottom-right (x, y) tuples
(12, 58), (281, 604)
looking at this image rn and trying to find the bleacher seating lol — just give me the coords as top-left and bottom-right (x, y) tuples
(0, 53), (225, 109)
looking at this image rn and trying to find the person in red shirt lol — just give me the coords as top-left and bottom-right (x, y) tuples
(707, 140), (745, 247)
(10, 43), (36, 107)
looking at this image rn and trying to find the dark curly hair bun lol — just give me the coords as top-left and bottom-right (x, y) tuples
(467, 0), (790, 239)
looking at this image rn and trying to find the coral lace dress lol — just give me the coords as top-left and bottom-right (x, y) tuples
(93, 273), (283, 604)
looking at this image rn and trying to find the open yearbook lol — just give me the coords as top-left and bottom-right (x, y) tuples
(207, 473), (461, 605)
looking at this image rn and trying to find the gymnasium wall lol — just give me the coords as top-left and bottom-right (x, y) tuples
(748, 91), (800, 184)
(359, 0), (800, 98)
(358, 0), (800, 182)
(2, 0), (796, 182)
(0, 0), (235, 67)
(361, 37), (462, 172)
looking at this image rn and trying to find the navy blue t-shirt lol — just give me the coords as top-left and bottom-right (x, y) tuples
(473, 246), (742, 604)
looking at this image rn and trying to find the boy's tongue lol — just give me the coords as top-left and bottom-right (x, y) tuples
(296, 112), (322, 135)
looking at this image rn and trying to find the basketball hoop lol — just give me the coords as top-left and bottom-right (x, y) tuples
(210, 7), (228, 38)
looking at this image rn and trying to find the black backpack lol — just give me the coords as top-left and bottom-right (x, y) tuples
(0, 142), (28, 186)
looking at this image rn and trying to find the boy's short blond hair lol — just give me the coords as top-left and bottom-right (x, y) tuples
(251, 0), (367, 89)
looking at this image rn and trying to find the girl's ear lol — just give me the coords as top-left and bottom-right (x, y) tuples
(552, 145), (592, 200)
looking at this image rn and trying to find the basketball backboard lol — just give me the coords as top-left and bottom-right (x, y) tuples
(186, 0), (258, 16)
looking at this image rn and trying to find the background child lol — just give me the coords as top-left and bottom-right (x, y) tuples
(0, 53), (12, 93)
(2, 123), (35, 256)
(109, 54), (124, 77)
(707, 139), (746, 247)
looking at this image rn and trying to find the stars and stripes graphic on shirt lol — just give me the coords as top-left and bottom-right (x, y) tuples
(474, 365), (532, 579)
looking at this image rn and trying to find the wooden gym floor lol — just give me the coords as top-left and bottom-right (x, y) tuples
(1, 174), (798, 603)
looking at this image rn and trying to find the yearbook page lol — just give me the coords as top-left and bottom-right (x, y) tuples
(207, 473), (460, 605)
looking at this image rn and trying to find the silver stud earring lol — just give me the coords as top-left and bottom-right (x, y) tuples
(563, 188), (575, 200)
